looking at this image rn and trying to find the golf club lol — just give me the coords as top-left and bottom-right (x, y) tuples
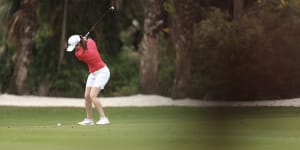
(84, 6), (115, 38)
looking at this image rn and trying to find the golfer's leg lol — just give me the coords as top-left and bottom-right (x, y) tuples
(90, 87), (106, 117)
(84, 87), (93, 119)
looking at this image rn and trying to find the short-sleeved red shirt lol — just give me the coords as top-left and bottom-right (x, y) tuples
(75, 39), (106, 73)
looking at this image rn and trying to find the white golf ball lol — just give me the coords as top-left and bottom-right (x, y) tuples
(57, 123), (61, 126)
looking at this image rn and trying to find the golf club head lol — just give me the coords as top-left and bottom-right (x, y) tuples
(84, 6), (116, 38)
(110, 6), (115, 11)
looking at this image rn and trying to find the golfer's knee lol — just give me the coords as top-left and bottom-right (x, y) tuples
(84, 94), (90, 100)
(89, 93), (98, 101)
(84, 95), (93, 105)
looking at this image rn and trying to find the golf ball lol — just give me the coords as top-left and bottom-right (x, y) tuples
(57, 123), (61, 126)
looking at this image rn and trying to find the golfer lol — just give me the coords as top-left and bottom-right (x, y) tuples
(66, 35), (110, 125)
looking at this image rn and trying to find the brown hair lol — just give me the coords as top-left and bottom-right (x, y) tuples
(79, 35), (87, 51)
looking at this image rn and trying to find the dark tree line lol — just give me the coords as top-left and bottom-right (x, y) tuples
(1, 0), (295, 101)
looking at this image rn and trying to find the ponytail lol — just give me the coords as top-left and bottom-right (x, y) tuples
(79, 35), (87, 51)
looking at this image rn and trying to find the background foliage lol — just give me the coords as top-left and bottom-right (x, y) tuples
(194, 1), (300, 100)
(1, 0), (300, 100)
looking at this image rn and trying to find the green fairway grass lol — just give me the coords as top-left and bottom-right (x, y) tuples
(0, 107), (201, 150)
(1, 107), (300, 150)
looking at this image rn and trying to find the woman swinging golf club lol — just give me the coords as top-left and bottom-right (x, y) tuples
(66, 35), (110, 125)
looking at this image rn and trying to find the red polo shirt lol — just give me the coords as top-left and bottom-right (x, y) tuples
(75, 39), (106, 73)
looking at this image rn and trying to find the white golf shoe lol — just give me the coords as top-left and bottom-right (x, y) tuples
(96, 117), (110, 125)
(77, 118), (94, 126)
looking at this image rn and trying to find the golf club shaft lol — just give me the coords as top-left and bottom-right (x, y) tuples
(84, 6), (115, 38)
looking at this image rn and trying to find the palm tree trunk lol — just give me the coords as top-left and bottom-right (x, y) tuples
(233, 0), (244, 21)
(58, 0), (68, 69)
(139, 0), (163, 94)
(172, 0), (195, 99)
(8, 0), (39, 94)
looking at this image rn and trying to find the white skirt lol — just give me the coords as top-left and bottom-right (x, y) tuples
(86, 65), (110, 89)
